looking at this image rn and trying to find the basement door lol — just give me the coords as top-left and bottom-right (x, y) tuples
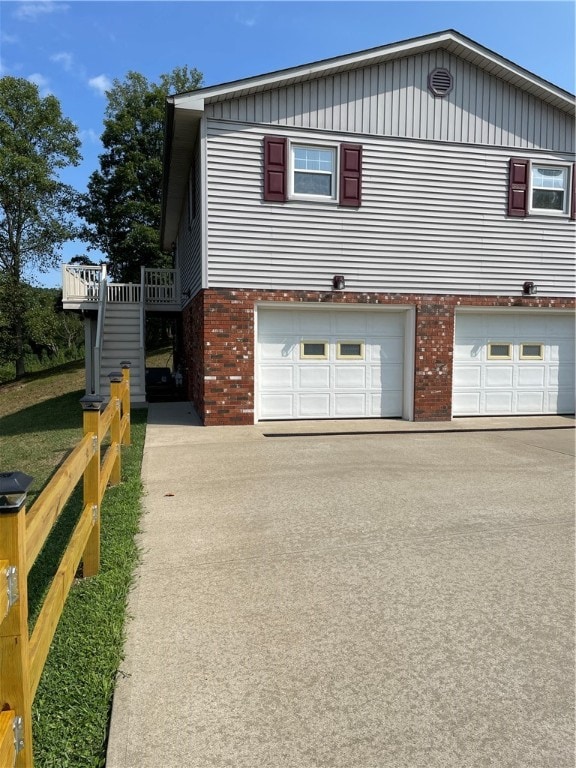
(257, 307), (405, 420)
(453, 312), (575, 416)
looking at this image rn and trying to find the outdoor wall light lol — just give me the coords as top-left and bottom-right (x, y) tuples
(182, 288), (192, 299)
(0, 471), (34, 513)
(332, 275), (346, 291)
(522, 281), (537, 296)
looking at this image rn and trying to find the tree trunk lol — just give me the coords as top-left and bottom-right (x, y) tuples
(14, 314), (26, 377)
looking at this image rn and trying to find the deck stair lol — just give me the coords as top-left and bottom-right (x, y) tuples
(61, 264), (180, 405)
(99, 302), (145, 403)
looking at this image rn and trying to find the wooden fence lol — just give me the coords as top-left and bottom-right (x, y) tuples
(0, 364), (132, 767)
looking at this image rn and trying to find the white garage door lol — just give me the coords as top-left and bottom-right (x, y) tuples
(453, 312), (575, 416)
(257, 308), (406, 420)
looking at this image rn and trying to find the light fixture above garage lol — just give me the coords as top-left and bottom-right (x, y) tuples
(522, 281), (537, 296)
(332, 275), (345, 291)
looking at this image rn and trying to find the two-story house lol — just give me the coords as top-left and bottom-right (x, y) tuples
(64, 30), (575, 424)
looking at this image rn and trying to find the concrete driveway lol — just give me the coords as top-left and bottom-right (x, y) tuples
(107, 406), (575, 768)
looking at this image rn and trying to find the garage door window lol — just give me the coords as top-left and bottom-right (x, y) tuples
(520, 343), (544, 360)
(301, 341), (328, 359)
(337, 341), (364, 359)
(488, 342), (512, 360)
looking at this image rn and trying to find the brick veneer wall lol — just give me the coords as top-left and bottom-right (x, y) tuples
(181, 288), (575, 426)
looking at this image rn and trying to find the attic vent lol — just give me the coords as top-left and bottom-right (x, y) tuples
(428, 68), (453, 97)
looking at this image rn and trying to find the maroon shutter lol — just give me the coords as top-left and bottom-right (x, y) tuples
(263, 136), (287, 202)
(508, 158), (529, 217)
(571, 164), (576, 220)
(339, 144), (362, 207)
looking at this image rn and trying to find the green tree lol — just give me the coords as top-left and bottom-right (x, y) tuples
(81, 66), (202, 282)
(0, 76), (81, 376)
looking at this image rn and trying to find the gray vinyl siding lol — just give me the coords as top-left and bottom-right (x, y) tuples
(177, 140), (202, 299)
(205, 51), (574, 153)
(205, 120), (575, 297)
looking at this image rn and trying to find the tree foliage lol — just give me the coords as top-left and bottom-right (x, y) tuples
(81, 66), (202, 282)
(0, 280), (84, 381)
(0, 76), (81, 375)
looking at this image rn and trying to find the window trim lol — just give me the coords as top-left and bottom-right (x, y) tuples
(300, 340), (329, 360)
(520, 342), (544, 360)
(529, 162), (570, 217)
(336, 340), (365, 360)
(289, 141), (339, 203)
(487, 342), (512, 360)
(509, 157), (574, 218)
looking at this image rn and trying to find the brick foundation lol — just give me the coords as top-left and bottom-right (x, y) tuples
(181, 289), (575, 426)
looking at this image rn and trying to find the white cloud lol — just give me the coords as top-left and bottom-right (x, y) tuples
(235, 12), (257, 28)
(1, 32), (19, 44)
(88, 74), (111, 96)
(80, 128), (101, 145)
(13, 1), (69, 22)
(51, 51), (74, 71)
(27, 72), (52, 96)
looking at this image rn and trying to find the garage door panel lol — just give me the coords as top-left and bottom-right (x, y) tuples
(453, 392), (481, 415)
(454, 313), (574, 416)
(485, 391), (514, 413)
(260, 339), (297, 360)
(333, 312), (367, 334)
(334, 393), (366, 416)
(453, 365), (481, 387)
(368, 313), (404, 335)
(260, 394), (294, 419)
(298, 393), (330, 417)
(549, 339), (575, 363)
(260, 366), (294, 388)
(454, 341), (483, 361)
(517, 366), (545, 387)
(485, 366), (514, 387)
(554, 390), (575, 413)
(298, 366), (330, 389)
(379, 364), (403, 390)
(371, 337), (403, 363)
(298, 313), (331, 334)
(381, 390), (403, 417)
(261, 311), (299, 333)
(334, 366), (366, 388)
(516, 391), (545, 412)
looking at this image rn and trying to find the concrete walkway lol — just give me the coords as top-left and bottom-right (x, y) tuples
(106, 405), (575, 768)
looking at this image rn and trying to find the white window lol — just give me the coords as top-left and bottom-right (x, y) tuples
(531, 165), (569, 214)
(488, 342), (512, 360)
(520, 343), (544, 360)
(300, 340), (328, 359)
(337, 341), (364, 360)
(291, 145), (336, 200)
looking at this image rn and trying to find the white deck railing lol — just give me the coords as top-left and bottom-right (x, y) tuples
(62, 264), (179, 306)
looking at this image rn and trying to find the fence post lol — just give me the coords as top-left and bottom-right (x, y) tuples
(80, 395), (103, 578)
(108, 373), (122, 487)
(0, 471), (34, 767)
(120, 361), (131, 446)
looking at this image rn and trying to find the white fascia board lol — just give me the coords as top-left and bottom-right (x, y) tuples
(171, 95), (205, 112)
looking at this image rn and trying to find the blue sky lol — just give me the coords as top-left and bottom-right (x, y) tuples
(1, 0), (574, 288)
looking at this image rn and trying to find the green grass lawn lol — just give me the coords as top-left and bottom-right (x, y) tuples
(0, 365), (147, 767)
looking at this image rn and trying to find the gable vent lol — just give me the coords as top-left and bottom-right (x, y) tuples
(428, 68), (453, 97)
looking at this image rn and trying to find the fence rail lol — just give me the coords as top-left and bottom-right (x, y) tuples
(0, 365), (132, 767)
